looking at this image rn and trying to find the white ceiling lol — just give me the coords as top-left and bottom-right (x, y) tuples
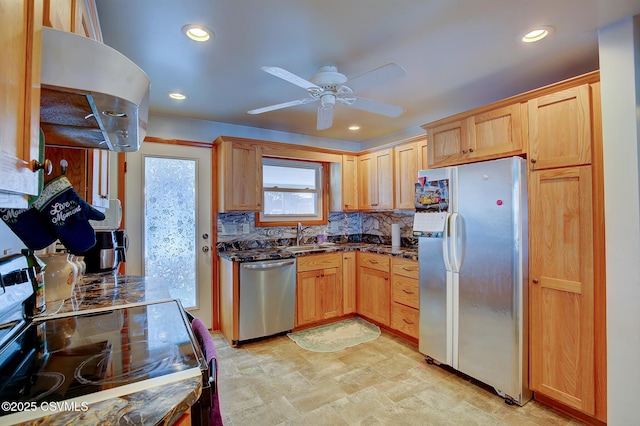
(95, 0), (640, 144)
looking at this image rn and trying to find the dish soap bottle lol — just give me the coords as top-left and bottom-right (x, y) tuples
(22, 249), (46, 315)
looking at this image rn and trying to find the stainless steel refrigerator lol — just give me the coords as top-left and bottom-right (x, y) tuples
(414, 156), (531, 406)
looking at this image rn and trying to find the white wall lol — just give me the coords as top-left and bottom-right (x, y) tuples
(599, 15), (640, 425)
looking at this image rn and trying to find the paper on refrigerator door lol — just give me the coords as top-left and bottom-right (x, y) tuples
(413, 212), (447, 236)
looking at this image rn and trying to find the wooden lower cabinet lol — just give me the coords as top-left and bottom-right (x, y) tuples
(529, 165), (596, 415)
(391, 257), (419, 339)
(342, 251), (357, 314)
(357, 252), (390, 326)
(296, 253), (343, 327)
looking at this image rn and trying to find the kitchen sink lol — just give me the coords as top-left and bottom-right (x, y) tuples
(282, 244), (336, 254)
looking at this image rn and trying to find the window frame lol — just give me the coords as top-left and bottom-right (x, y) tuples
(255, 157), (329, 227)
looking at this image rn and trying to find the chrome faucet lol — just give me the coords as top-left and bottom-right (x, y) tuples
(296, 222), (303, 245)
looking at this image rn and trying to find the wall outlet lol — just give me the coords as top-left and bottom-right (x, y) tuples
(242, 223), (249, 234)
(373, 219), (379, 229)
(329, 221), (339, 232)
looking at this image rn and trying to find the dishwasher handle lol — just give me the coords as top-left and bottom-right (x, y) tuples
(241, 260), (295, 270)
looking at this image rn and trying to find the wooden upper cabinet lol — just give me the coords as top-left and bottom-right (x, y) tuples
(527, 84), (593, 170)
(394, 140), (420, 210)
(424, 102), (524, 169)
(216, 138), (263, 212)
(0, 0), (43, 208)
(416, 136), (428, 171)
(529, 165), (595, 415)
(425, 120), (467, 168)
(358, 148), (393, 210)
(43, 0), (102, 40)
(467, 103), (524, 160)
(341, 154), (358, 211)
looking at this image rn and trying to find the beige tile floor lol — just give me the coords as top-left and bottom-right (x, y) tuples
(210, 330), (584, 426)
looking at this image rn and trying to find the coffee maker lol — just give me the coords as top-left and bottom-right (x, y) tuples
(84, 200), (127, 273)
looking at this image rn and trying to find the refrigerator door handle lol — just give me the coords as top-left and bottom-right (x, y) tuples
(450, 212), (462, 272)
(442, 213), (452, 271)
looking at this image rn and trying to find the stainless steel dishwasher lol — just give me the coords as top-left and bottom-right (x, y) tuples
(239, 258), (296, 342)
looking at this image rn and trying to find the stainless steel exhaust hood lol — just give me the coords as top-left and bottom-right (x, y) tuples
(40, 27), (150, 152)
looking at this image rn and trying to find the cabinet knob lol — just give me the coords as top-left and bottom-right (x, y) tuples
(532, 278), (539, 284)
(31, 159), (52, 175)
(257, 202), (261, 207)
(461, 150), (467, 154)
(530, 158), (537, 164)
(468, 148), (474, 152)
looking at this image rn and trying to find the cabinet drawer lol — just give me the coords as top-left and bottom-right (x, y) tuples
(297, 252), (342, 272)
(358, 252), (389, 272)
(391, 258), (419, 279)
(391, 302), (419, 338)
(392, 276), (419, 309)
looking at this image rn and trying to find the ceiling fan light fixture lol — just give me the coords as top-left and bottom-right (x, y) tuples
(182, 24), (213, 42)
(321, 94), (336, 108)
(521, 26), (554, 43)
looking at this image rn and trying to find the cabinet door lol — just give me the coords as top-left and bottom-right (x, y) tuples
(342, 252), (357, 314)
(357, 154), (375, 209)
(394, 143), (417, 210)
(529, 166), (595, 415)
(0, 0), (42, 207)
(43, 0), (72, 32)
(467, 103), (524, 160)
(297, 270), (323, 326)
(375, 149), (394, 210)
(342, 155), (358, 211)
(416, 136), (428, 171)
(357, 266), (390, 326)
(219, 142), (262, 211)
(425, 120), (467, 168)
(528, 84), (592, 170)
(318, 267), (341, 319)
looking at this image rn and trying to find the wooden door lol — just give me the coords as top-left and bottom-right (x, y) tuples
(342, 155), (358, 210)
(319, 267), (341, 319)
(528, 84), (592, 170)
(394, 143), (417, 210)
(357, 266), (390, 325)
(467, 103), (524, 160)
(0, 0), (42, 207)
(357, 154), (375, 209)
(375, 149), (394, 209)
(529, 165), (595, 414)
(296, 270), (322, 326)
(342, 252), (357, 314)
(218, 141), (262, 211)
(426, 120), (467, 168)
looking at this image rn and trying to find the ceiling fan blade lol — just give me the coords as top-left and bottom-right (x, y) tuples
(345, 63), (407, 92)
(262, 66), (322, 91)
(343, 96), (405, 117)
(247, 97), (317, 114)
(317, 106), (334, 130)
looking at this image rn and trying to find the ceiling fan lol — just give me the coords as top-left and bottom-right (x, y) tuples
(247, 63), (406, 130)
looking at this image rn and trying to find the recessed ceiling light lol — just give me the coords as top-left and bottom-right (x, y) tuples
(521, 26), (554, 43)
(169, 92), (186, 100)
(348, 125), (360, 131)
(182, 24), (213, 42)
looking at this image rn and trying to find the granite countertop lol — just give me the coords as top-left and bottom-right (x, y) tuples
(218, 242), (418, 262)
(22, 273), (202, 426)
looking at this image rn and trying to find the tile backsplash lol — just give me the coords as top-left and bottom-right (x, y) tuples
(217, 211), (416, 250)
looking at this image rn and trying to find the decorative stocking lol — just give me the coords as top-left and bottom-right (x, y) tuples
(33, 176), (105, 254)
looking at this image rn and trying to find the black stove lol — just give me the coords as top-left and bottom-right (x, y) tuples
(0, 254), (205, 424)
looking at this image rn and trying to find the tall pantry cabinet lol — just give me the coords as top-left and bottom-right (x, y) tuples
(527, 75), (606, 422)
